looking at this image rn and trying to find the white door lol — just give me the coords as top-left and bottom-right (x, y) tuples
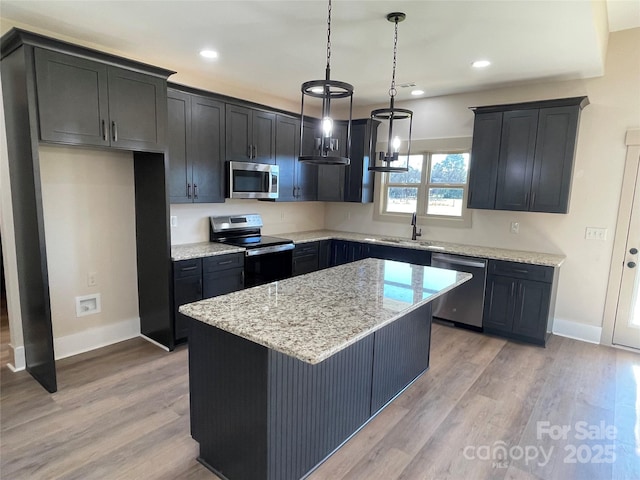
(612, 137), (640, 350)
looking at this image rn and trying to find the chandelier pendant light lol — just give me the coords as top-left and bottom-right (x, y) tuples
(369, 12), (413, 173)
(299, 0), (354, 165)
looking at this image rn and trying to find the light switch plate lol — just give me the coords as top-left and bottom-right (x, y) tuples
(585, 227), (607, 241)
(170, 216), (178, 228)
(510, 222), (520, 234)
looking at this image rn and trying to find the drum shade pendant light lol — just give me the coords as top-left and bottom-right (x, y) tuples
(299, 0), (353, 165)
(369, 12), (413, 173)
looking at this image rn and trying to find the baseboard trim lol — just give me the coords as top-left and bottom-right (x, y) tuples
(54, 317), (140, 360)
(140, 334), (170, 352)
(552, 318), (602, 344)
(7, 344), (25, 371)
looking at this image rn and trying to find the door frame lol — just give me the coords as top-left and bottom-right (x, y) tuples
(601, 128), (640, 347)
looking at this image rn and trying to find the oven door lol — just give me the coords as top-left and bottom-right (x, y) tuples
(227, 161), (279, 199)
(243, 249), (293, 287)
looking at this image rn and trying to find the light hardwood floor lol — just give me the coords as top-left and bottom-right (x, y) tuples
(1, 322), (638, 480)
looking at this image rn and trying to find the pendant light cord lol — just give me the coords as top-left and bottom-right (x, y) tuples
(326, 0), (332, 69)
(389, 15), (399, 99)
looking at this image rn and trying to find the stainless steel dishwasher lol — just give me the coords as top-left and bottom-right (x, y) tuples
(430, 253), (487, 329)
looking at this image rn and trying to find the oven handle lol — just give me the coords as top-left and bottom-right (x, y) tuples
(245, 243), (295, 257)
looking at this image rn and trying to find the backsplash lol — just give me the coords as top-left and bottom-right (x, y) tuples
(169, 200), (326, 244)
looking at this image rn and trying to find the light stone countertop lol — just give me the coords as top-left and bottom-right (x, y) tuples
(171, 241), (244, 261)
(179, 258), (472, 364)
(171, 230), (565, 267)
(282, 230), (566, 267)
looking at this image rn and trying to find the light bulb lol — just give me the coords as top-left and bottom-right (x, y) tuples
(392, 136), (401, 152)
(322, 117), (333, 138)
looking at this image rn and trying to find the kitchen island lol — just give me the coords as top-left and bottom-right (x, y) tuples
(180, 258), (471, 480)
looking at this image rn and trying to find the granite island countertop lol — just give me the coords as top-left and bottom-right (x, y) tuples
(179, 258), (471, 364)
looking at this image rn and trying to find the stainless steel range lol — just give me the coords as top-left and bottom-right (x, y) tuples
(210, 214), (294, 287)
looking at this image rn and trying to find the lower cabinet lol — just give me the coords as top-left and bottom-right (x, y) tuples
(292, 242), (320, 276)
(483, 260), (556, 345)
(173, 253), (244, 342)
(331, 240), (431, 267)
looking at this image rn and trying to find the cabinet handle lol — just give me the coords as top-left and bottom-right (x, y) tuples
(524, 192), (529, 207)
(510, 282), (515, 298)
(194, 184), (198, 199)
(181, 265), (198, 272)
(217, 260), (233, 266)
(512, 268), (530, 275)
(253, 145), (257, 159)
(187, 184), (192, 198)
(531, 191), (536, 207)
(198, 278), (203, 296)
(102, 120), (107, 141)
(112, 121), (118, 142)
(247, 145), (253, 159)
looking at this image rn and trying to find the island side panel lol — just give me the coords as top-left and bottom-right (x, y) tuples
(189, 320), (269, 480)
(371, 303), (432, 414)
(267, 337), (374, 480)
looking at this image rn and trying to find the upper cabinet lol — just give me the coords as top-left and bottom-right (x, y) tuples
(34, 48), (169, 152)
(467, 97), (588, 214)
(275, 115), (317, 201)
(317, 119), (378, 203)
(225, 104), (276, 164)
(167, 87), (225, 204)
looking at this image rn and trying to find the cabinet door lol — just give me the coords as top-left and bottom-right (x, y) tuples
(483, 275), (516, 333)
(297, 121), (319, 201)
(495, 110), (538, 211)
(512, 279), (551, 341)
(167, 90), (192, 203)
(317, 165), (345, 201)
(275, 115), (299, 201)
(107, 66), (166, 151)
(468, 112), (502, 209)
(191, 96), (225, 203)
(34, 48), (110, 147)
(225, 104), (252, 161)
(331, 240), (350, 266)
(530, 106), (580, 213)
(252, 110), (276, 164)
(203, 268), (244, 298)
(174, 275), (202, 340)
(344, 120), (375, 203)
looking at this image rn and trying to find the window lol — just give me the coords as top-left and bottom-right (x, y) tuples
(381, 151), (471, 225)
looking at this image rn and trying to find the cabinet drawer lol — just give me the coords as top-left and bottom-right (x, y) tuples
(203, 268), (244, 298)
(293, 242), (319, 258)
(174, 258), (202, 278)
(203, 253), (244, 273)
(488, 260), (553, 283)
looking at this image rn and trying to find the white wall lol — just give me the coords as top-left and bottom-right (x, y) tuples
(39, 146), (140, 358)
(170, 200), (325, 245)
(326, 28), (640, 337)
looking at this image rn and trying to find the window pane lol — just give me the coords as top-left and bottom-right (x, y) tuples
(427, 188), (464, 216)
(387, 187), (418, 213)
(388, 155), (423, 184)
(429, 153), (469, 184)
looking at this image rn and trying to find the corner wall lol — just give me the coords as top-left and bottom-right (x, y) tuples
(326, 28), (640, 341)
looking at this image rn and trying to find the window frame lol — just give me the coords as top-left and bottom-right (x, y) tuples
(375, 149), (472, 228)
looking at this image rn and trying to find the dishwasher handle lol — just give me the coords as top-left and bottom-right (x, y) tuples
(431, 254), (487, 269)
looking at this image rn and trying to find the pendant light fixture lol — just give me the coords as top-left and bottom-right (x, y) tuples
(369, 12), (413, 173)
(299, 0), (353, 165)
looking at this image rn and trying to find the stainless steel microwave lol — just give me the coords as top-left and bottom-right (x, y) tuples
(226, 161), (279, 199)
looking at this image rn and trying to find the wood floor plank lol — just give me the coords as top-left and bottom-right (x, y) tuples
(1, 322), (638, 480)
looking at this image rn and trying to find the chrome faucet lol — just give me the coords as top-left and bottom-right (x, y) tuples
(411, 212), (422, 241)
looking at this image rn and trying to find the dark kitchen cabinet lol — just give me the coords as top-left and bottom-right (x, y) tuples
(276, 115), (317, 201)
(225, 104), (276, 164)
(467, 97), (588, 214)
(368, 244), (431, 266)
(34, 48), (167, 152)
(173, 259), (203, 341)
(172, 253), (244, 341)
(167, 87), (225, 203)
(317, 119), (377, 203)
(292, 242), (320, 276)
(483, 259), (557, 346)
(331, 240), (371, 266)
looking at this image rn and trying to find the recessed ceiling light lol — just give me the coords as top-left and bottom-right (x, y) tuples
(411, 89), (425, 96)
(199, 49), (218, 59)
(472, 60), (491, 68)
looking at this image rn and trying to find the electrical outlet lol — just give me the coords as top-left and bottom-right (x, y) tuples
(170, 216), (178, 228)
(585, 227), (607, 241)
(87, 272), (97, 287)
(510, 222), (520, 234)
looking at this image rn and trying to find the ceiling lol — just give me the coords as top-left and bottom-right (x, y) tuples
(1, 0), (638, 108)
